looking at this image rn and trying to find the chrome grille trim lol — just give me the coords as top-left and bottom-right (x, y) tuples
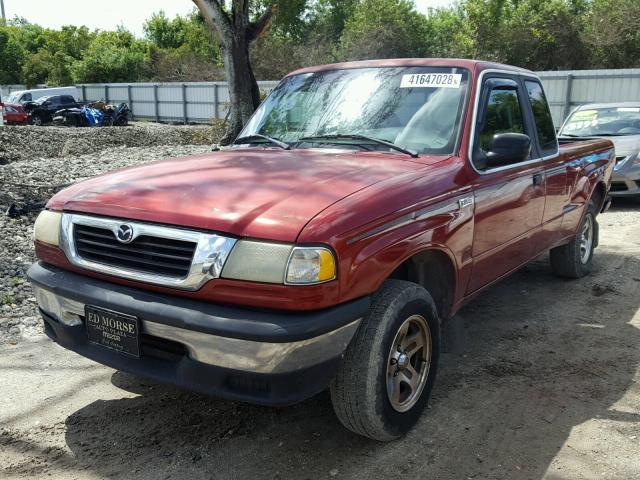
(60, 213), (237, 290)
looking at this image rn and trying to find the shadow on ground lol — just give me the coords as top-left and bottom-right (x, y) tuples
(49, 246), (639, 480)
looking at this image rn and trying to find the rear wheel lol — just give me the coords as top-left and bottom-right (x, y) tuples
(550, 200), (597, 278)
(330, 280), (440, 441)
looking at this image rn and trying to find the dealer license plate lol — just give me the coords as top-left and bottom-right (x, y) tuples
(85, 305), (140, 358)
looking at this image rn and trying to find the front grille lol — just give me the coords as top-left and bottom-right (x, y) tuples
(73, 224), (197, 278)
(610, 182), (628, 192)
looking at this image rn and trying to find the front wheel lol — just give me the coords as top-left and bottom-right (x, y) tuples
(330, 280), (440, 441)
(550, 200), (597, 278)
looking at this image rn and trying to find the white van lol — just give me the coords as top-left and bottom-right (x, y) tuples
(4, 86), (79, 104)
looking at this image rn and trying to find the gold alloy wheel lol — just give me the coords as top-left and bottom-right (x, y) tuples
(580, 214), (594, 264)
(386, 314), (432, 413)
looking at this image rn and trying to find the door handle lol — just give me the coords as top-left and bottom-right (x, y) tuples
(532, 173), (544, 186)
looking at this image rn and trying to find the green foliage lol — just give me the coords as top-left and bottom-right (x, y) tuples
(338, 0), (429, 60)
(70, 30), (147, 83)
(584, 0), (640, 68)
(1, 0), (640, 86)
(144, 10), (219, 59)
(142, 10), (223, 81)
(0, 28), (23, 84)
(253, 0), (311, 39)
(1, 294), (15, 306)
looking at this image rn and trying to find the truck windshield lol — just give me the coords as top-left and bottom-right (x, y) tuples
(561, 107), (640, 137)
(240, 66), (470, 155)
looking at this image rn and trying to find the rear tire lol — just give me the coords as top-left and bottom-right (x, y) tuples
(330, 280), (440, 441)
(550, 200), (597, 278)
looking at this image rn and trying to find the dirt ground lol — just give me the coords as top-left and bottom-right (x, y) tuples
(1, 197), (639, 480)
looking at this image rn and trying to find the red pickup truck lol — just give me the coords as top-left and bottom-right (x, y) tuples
(28, 59), (614, 441)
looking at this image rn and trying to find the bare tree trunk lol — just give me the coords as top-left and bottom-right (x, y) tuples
(220, 36), (261, 144)
(193, 0), (274, 145)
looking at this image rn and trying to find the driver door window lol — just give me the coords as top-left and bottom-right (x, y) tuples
(478, 86), (525, 153)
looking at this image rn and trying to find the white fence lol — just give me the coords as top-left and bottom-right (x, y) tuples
(538, 69), (640, 126)
(1, 85), (32, 98)
(77, 81), (279, 124)
(4, 68), (640, 126)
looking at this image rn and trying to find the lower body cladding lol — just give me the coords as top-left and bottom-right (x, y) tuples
(27, 262), (368, 406)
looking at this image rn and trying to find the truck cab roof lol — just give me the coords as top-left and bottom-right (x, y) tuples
(287, 58), (533, 77)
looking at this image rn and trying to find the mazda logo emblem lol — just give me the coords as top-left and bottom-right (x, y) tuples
(115, 224), (135, 244)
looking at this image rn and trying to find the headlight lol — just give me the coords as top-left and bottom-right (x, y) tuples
(221, 241), (336, 285)
(286, 247), (336, 285)
(33, 210), (62, 246)
(221, 240), (293, 283)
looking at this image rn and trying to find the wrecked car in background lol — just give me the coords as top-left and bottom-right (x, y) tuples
(1, 103), (28, 125)
(24, 95), (86, 126)
(53, 101), (130, 127)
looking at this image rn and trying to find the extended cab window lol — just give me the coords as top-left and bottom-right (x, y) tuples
(525, 80), (557, 155)
(479, 86), (525, 151)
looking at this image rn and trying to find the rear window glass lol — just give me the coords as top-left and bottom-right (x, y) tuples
(525, 80), (557, 154)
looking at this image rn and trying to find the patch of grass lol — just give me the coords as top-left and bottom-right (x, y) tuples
(8, 277), (24, 287)
(2, 294), (15, 305)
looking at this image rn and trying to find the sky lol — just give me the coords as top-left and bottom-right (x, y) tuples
(1, 0), (456, 37)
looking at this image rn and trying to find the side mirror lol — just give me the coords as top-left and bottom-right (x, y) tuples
(484, 133), (531, 168)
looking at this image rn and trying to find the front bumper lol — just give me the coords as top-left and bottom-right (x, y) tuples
(610, 158), (640, 196)
(27, 262), (368, 406)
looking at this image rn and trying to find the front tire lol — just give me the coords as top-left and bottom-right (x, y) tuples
(330, 280), (440, 441)
(550, 200), (597, 278)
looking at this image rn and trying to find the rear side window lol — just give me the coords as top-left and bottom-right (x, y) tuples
(22, 93), (32, 102)
(479, 86), (525, 151)
(525, 80), (557, 155)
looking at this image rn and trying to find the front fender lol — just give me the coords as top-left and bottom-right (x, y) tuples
(334, 194), (474, 308)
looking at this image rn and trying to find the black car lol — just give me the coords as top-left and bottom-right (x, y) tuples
(24, 95), (83, 125)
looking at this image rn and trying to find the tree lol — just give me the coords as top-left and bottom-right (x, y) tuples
(0, 27), (23, 84)
(192, 0), (276, 144)
(337, 0), (430, 60)
(70, 30), (147, 83)
(583, 0), (640, 68)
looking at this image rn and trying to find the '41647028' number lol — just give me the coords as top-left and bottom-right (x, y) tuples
(400, 73), (462, 89)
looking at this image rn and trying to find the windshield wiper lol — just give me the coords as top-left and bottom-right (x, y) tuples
(233, 134), (290, 150)
(298, 134), (418, 158)
(559, 133), (582, 137)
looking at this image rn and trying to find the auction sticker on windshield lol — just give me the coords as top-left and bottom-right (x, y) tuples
(400, 73), (462, 89)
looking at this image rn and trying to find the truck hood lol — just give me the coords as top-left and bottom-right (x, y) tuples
(48, 148), (427, 242)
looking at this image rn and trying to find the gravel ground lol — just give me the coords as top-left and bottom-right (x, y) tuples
(0, 124), (216, 343)
(0, 122), (223, 165)
(0, 126), (639, 479)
